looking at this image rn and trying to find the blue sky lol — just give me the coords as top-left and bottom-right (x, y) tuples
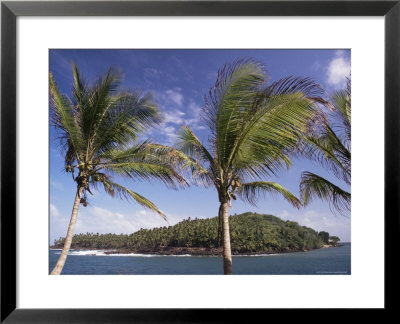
(49, 49), (351, 244)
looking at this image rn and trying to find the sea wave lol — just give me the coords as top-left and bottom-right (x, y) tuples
(53, 250), (194, 257)
(50, 248), (76, 251)
(234, 254), (279, 257)
(55, 251), (280, 257)
(106, 253), (193, 257)
(54, 250), (106, 256)
(107, 253), (161, 257)
(53, 249), (280, 257)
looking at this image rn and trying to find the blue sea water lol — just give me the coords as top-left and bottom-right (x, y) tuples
(49, 243), (350, 275)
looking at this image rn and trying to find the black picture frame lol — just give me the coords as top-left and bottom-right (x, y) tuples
(1, 0), (398, 322)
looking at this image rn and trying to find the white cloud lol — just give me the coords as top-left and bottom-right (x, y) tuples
(165, 89), (183, 106)
(49, 202), (185, 245)
(50, 203), (70, 244)
(162, 100), (206, 131)
(182, 100), (207, 130)
(326, 51), (351, 87)
(163, 110), (186, 125)
(161, 126), (178, 144)
(146, 95), (208, 144)
(277, 209), (351, 241)
(74, 206), (181, 235)
(50, 180), (64, 190)
(188, 101), (202, 115)
(50, 204), (60, 217)
(143, 88), (208, 145)
(152, 88), (184, 110)
(141, 88), (186, 144)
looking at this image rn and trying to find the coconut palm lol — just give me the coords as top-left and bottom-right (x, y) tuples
(300, 80), (351, 213)
(49, 64), (188, 275)
(176, 59), (326, 274)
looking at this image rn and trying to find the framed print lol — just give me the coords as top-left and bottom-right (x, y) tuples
(1, 0), (399, 322)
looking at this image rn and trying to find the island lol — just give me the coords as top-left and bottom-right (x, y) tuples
(51, 212), (341, 255)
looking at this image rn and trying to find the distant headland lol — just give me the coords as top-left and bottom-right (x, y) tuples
(51, 212), (341, 256)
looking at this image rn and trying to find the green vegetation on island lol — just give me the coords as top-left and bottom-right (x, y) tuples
(52, 212), (340, 255)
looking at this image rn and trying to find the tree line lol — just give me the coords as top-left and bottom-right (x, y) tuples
(53, 212), (339, 254)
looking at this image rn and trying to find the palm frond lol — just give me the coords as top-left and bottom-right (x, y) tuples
(91, 175), (167, 221)
(299, 78), (351, 214)
(95, 140), (201, 188)
(300, 171), (351, 213)
(141, 142), (211, 185)
(79, 66), (121, 143)
(229, 88), (322, 178)
(49, 72), (84, 163)
(90, 91), (160, 157)
(238, 181), (302, 209)
(96, 141), (150, 164)
(203, 59), (266, 170)
(71, 63), (87, 108)
(303, 125), (351, 184)
(175, 126), (218, 185)
(99, 160), (188, 189)
(177, 127), (214, 165)
(267, 76), (328, 105)
(330, 80), (351, 145)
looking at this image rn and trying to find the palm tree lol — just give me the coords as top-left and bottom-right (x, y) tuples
(49, 64), (188, 275)
(300, 80), (351, 213)
(175, 59), (326, 274)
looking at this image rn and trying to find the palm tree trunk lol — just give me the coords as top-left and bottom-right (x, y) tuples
(220, 201), (232, 274)
(50, 186), (84, 275)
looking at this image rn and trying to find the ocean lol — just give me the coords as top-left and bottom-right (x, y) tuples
(49, 243), (351, 275)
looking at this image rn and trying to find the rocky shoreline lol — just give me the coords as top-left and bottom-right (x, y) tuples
(50, 245), (335, 256)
